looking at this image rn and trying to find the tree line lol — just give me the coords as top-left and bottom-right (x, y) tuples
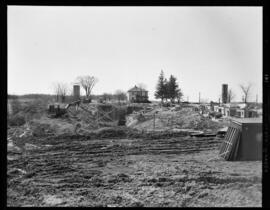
(53, 75), (128, 103)
(155, 70), (183, 103)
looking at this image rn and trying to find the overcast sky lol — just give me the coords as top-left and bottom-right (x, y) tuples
(8, 6), (262, 102)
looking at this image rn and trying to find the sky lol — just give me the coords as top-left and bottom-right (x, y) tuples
(8, 6), (262, 102)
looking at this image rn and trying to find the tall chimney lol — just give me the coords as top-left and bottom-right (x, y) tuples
(222, 84), (228, 104)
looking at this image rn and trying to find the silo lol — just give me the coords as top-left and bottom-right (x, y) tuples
(222, 84), (228, 104)
(73, 84), (80, 100)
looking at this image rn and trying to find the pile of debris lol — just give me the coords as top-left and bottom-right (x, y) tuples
(126, 107), (224, 132)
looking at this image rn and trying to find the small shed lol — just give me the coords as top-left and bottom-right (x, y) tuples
(219, 118), (262, 161)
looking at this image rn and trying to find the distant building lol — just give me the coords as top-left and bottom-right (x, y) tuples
(210, 101), (220, 111)
(127, 85), (149, 103)
(210, 101), (261, 119)
(236, 109), (245, 118)
(214, 105), (224, 114)
(245, 109), (259, 118)
(223, 103), (239, 117)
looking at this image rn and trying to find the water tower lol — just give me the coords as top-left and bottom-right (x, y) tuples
(73, 84), (80, 101)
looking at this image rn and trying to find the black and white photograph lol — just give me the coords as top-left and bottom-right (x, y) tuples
(7, 5), (263, 207)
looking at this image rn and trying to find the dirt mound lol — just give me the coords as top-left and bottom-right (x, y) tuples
(127, 108), (224, 132)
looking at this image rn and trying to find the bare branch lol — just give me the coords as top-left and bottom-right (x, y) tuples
(227, 89), (236, 103)
(76, 76), (98, 99)
(239, 83), (252, 103)
(52, 82), (69, 103)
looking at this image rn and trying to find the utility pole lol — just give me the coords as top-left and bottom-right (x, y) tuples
(153, 113), (156, 130)
(256, 94), (258, 104)
(199, 92), (201, 104)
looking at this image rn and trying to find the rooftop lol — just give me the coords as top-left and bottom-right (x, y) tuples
(232, 117), (262, 124)
(128, 85), (148, 92)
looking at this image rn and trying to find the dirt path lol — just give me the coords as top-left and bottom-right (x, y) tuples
(7, 136), (261, 207)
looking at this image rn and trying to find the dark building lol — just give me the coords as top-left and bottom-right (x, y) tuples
(222, 84), (228, 104)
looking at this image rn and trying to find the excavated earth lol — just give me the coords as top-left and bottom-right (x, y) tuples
(7, 134), (261, 207)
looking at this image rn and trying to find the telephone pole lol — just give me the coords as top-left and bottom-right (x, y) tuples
(199, 92), (201, 104)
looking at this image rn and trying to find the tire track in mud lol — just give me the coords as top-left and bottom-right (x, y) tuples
(8, 136), (222, 175)
(8, 135), (260, 207)
(7, 136), (221, 190)
(8, 136), (221, 180)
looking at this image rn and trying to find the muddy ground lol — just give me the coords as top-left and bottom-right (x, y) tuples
(7, 134), (261, 207)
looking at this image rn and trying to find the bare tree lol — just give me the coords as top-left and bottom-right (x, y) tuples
(114, 90), (127, 103)
(52, 82), (69, 103)
(176, 91), (183, 104)
(227, 89), (236, 103)
(239, 83), (252, 103)
(76, 76), (98, 99)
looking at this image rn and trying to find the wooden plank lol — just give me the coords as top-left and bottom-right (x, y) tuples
(220, 127), (232, 153)
(224, 128), (236, 160)
(219, 127), (232, 155)
(227, 129), (240, 160)
(220, 127), (235, 159)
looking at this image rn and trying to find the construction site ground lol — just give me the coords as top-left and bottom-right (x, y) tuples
(7, 133), (261, 207)
(7, 100), (262, 207)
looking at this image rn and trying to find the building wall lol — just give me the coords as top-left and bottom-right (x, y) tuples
(236, 109), (245, 118)
(224, 108), (230, 117)
(237, 122), (262, 160)
(128, 91), (148, 102)
(229, 108), (237, 117)
(128, 92), (136, 101)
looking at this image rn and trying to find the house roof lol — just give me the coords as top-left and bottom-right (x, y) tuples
(128, 85), (148, 92)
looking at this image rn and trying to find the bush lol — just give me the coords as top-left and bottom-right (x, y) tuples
(8, 112), (26, 126)
(8, 98), (49, 127)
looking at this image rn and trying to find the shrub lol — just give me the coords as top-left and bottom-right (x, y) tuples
(8, 112), (26, 126)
